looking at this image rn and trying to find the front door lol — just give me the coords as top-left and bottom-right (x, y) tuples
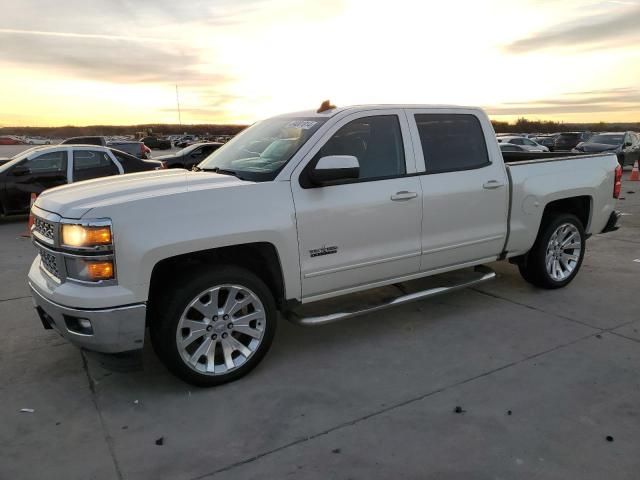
(4, 150), (69, 213)
(291, 111), (423, 300)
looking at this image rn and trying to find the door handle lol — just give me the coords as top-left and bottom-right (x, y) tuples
(391, 191), (418, 201)
(482, 180), (505, 190)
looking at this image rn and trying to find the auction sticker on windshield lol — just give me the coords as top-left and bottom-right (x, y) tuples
(284, 120), (318, 130)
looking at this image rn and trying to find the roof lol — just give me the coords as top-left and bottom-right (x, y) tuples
(273, 104), (484, 119)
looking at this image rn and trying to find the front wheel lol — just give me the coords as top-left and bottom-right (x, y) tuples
(518, 213), (585, 289)
(151, 265), (277, 386)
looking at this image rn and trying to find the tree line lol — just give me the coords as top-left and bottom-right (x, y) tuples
(0, 124), (248, 138)
(492, 117), (640, 134)
(2, 118), (639, 138)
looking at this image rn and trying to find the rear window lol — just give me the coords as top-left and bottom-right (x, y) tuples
(414, 114), (490, 174)
(559, 133), (580, 139)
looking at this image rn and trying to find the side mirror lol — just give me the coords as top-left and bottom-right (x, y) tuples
(309, 155), (359, 185)
(11, 165), (29, 176)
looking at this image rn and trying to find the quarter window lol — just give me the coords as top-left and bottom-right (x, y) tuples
(414, 114), (490, 174)
(314, 115), (405, 180)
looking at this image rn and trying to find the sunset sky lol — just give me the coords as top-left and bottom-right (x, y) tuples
(2, 0), (640, 126)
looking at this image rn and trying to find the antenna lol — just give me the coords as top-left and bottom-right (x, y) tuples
(175, 84), (182, 126)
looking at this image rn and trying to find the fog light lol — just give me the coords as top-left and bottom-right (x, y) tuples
(64, 316), (94, 335)
(65, 258), (115, 282)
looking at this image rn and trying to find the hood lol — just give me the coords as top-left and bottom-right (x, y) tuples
(153, 152), (180, 161)
(577, 142), (619, 153)
(35, 169), (248, 218)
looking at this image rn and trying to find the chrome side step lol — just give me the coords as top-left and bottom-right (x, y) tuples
(286, 265), (496, 326)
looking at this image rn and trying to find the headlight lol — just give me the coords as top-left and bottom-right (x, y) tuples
(61, 223), (112, 249)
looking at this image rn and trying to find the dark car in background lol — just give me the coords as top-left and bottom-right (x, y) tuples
(154, 142), (223, 170)
(554, 132), (592, 151)
(108, 140), (150, 159)
(141, 136), (172, 150)
(60, 136), (108, 146)
(0, 145), (162, 215)
(534, 134), (558, 151)
(573, 132), (640, 167)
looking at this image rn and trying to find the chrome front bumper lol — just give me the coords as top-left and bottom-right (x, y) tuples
(29, 283), (146, 353)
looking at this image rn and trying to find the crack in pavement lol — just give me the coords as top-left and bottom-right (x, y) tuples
(81, 351), (124, 480)
(610, 331), (640, 344)
(189, 331), (598, 480)
(597, 236), (640, 246)
(0, 295), (31, 303)
(471, 287), (639, 334)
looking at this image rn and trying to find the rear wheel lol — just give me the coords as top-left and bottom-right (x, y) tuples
(518, 213), (585, 289)
(151, 265), (277, 386)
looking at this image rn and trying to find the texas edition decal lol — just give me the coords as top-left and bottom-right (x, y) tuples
(309, 246), (338, 258)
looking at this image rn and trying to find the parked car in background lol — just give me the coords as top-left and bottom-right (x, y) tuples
(534, 135), (558, 151)
(107, 140), (150, 159)
(141, 136), (172, 150)
(0, 145), (163, 215)
(0, 136), (26, 145)
(60, 136), (108, 146)
(497, 136), (549, 152)
(499, 143), (528, 152)
(155, 142), (223, 169)
(26, 137), (52, 145)
(554, 132), (588, 151)
(27, 104), (621, 386)
(572, 132), (640, 167)
(174, 135), (198, 148)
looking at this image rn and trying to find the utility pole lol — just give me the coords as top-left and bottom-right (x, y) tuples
(175, 84), (182, 126)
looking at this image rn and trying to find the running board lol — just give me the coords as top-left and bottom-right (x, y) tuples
(286, 265), (496, 326)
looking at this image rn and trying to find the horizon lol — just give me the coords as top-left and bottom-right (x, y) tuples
(2, 0), (640, 126)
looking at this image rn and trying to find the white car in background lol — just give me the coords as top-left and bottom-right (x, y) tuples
(497, 135), (549, 152)
(26, 137), (52, 145)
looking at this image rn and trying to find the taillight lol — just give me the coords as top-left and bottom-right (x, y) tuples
(613, 164), (622, 198)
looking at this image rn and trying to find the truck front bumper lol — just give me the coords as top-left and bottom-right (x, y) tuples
(601, 210), (622, 234)
(29, 283), (146, 354)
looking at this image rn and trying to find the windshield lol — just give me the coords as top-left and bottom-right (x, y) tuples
(176, 144), (201, 156)
(588, 134), (623, 145)
(198, 117), (326, 181)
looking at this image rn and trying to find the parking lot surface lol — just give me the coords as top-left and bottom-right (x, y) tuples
(1, 172), (639, 480)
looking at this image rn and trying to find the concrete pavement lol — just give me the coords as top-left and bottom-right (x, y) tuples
(1, 173), (639, 479)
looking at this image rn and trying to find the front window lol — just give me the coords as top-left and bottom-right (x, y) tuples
(198, 117), (326, 181)
(588, 134), (623, 146)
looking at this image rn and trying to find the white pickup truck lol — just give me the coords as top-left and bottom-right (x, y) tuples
(28, 104), (622, 386)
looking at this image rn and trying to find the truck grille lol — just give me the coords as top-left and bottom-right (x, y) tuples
(34, 217), (56, 240)
(39, 248), (60, 278)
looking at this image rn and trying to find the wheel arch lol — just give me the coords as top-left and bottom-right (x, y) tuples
(541, 195), (592, 231)
(147, 242), (287, 325)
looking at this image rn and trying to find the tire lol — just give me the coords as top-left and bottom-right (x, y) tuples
(151, 265), (277, 387)
(518, 213), (585, 289)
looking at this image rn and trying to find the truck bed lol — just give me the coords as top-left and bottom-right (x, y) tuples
(502, 151), (600, 164)
(503, 151), (618, 257)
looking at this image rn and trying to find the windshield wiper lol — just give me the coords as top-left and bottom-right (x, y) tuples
(199, 166), (244, 180)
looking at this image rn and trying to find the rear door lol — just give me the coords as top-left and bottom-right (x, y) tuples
(291, 110), (423, 299)
(405, 109), (509, 272)
(71, 148), (122, 182)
